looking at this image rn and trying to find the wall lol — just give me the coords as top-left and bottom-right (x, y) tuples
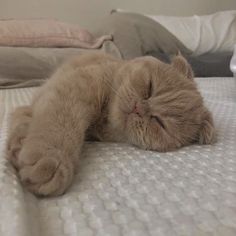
(0, 0), (236, 28)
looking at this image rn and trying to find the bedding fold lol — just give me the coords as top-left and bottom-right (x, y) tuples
(92, 12), (192, 59)
(0, 12), (233, 89)
(0, 41), (121, 89)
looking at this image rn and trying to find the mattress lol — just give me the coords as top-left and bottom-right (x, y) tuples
(0, 77), (235, 236)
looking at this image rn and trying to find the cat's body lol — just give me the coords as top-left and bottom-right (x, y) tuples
(7, 52), (215, 196)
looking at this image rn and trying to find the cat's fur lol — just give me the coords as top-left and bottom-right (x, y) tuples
(7, 52), (215, 196)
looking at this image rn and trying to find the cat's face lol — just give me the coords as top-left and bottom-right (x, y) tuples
(110, 55), (215, 151)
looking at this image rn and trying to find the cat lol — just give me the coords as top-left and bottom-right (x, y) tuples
(6, 52), (215, 196)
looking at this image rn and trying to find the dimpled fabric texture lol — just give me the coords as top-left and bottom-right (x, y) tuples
(0, 77), (235, 236)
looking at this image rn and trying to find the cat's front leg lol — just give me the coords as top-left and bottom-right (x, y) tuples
(17, 91), (94, 196)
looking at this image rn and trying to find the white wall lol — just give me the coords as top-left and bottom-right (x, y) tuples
(0, 0), (236, 28)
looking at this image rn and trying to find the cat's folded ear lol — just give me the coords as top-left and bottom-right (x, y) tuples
(198, 109), (216, 144)
(171, 52), (194, 79)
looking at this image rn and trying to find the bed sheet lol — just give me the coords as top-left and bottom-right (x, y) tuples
(0, 77), (235, 236)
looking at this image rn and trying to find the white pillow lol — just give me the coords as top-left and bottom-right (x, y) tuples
(113, 9), (236, 56)
(149, 11), (236, 56)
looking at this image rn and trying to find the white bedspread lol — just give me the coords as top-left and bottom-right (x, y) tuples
(0, 77), (235, 236)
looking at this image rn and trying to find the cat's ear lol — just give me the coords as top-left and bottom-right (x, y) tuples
(198, 109), (216, 144)
(171, 52), (194, 79)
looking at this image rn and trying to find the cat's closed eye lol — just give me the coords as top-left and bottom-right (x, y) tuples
(147, 80), (153, 99)
(150, 115), (165, 129)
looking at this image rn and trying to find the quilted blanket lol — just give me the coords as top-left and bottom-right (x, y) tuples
(0, 77), (235, 236)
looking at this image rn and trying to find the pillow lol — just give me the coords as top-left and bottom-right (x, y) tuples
(151, 51), (233, 77)
(0, 18), (112, 48)
(93, 12), (191, 59)
(113, 9), (236, 56)
(106, 11), (233, 76)
(148, 11), (236, 56)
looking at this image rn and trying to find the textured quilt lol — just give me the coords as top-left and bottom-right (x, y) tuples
(0, 77), (235, 236)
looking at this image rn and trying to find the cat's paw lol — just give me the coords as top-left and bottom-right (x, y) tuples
(18, 148), (74, 196)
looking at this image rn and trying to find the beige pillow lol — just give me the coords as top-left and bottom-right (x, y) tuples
(0, 18), (112, 48)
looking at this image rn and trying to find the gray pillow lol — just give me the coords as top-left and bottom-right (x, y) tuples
(94, 12), (233, 77)
(149, 51), (233, 77)
(93, 12), (191, 59)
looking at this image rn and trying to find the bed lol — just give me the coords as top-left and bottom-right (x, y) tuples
(0, 9), (236, 236)
(0, 76), (235, 236)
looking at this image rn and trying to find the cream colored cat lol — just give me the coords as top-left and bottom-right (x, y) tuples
(7, 52), (215, 196)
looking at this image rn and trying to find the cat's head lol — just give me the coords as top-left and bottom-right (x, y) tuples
(110, 55), (215, 151)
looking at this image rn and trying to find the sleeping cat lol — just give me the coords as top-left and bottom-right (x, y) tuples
(7, 52), (215, 196)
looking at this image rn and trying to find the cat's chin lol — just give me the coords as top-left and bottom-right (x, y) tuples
(114, 112), (133, 134)
(124, 113), (143, 130)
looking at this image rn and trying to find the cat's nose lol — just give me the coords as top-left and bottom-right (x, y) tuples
(132, 102), (143, 116)
(133, 103), (140, 114)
